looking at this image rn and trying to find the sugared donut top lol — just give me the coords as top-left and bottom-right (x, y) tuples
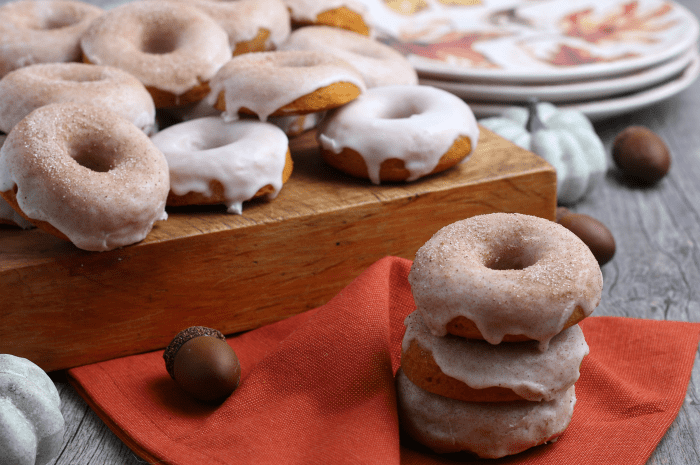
(207, 50), (366, 122)
(317, 85), (479, 184)
(408, 213), (603, 349)
(402, 311), (589, 401)
(0, 63), (156, 134)
(80, 0), (231, 96)
(173, 0), (291, 53)
(0, 103), (169, 251)
(0, 0), (104, 77)
(151, 117), (290, 214)
(279, 26), (417, 88)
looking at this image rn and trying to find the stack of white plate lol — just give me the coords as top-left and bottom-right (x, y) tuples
(357, 0), (700, 121)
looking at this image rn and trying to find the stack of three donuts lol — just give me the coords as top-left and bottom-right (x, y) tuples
(397, 213), (604, 459)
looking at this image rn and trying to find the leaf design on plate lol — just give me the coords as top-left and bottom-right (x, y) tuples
(547, 44), (638, 66)
(386, 31), (508, 68)
(561, 0), (678, 44)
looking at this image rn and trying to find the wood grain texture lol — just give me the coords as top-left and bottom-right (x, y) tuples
(0, 0), (697, 463)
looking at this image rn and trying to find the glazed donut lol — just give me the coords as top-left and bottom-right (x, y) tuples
(282, 0), (372, 36)
(208, 50), (365, 122)
(317, 85), (478, 184)
(396, 370), (576, 458)
(401, 310), (588, 402)
(150, 117), (293, 214)
(0, 63), (156, 134)
(0, 103), (169, 251)
(280, 26), (417, 88)
(0, 0), (104, 78)
(408, 213), (603, 349)
(168, 0), (291, 55)
(0, 133), (33, 229)
(81, 0), (231, 108)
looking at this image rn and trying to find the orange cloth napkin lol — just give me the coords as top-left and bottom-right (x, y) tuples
(67, 256), (700, 465)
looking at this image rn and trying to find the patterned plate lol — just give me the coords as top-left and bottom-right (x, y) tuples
(467, 49), (700, 121)
(358, 0), (699, 83)
(419, 45), (698, 102)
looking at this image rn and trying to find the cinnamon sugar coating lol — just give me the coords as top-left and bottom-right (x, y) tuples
(0, 102), (169, 251)
(408, 213), (603, 349)
(0, 63), (155, 134)
(81, 1), (230, 99)
(0, 0), (104, 78)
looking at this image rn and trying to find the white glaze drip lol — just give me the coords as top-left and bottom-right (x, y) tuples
(408, 213), (603, 349)
(150, 117), (289, 214)
(396, 370), (576, 458)
(207, 50), (366, 122)
(403, 311), (588, 401)
(279, 26), (417, 88)
(316, 85), (479, 184)
(0, 187), (33, 229)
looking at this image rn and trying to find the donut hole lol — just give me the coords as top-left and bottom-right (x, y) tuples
(34, 13), (80, 30)
(380, 101), (422, 120)
(60, 74), (104, 83)
(484, 243), (539, 271)
(141, 29), (180, 55)
(70, 141), (116, 173)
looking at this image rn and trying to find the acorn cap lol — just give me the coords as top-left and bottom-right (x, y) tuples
(163, 326), (226, 380)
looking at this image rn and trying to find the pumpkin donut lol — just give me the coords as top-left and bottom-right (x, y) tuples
(316, 85), (478, 184)
(400, 310), (588, 402)
(0, 103), (169, 251)
(283, 0), (372, 36)
(169, 0), (291, 55)
(0, 63), (156, 134)
(396, 370), (576, 458)
(81, 0), (231, 108)
(408, 213), (603, 349)
(0, 0), (104, 78)
(151, 117), (293, 214)
(279, 26), (417, 87)
(208, 50), (365, 122)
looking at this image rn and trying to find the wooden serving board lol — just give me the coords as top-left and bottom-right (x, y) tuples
(0, 127), (556, 372)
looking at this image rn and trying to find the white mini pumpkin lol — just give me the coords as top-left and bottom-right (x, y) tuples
(480, 100), (607, 205)
(0, 354), (64, 465)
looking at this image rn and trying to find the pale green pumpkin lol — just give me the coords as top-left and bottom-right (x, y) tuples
(0, 354), (64, 465)
(480, 101), (607, 205)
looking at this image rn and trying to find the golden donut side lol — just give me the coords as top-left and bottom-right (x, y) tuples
(401, 338), (525, 402)
(166, 149), (293, 207)
(320, 134), (472, 182)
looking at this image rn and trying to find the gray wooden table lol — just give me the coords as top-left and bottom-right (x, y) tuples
(2, 0), (699, 463)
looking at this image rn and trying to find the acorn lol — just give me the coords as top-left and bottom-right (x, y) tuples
(556, 207), (615, 266)
(163, 326), (241, 403)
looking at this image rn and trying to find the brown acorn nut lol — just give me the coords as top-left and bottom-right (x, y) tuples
(612, 126), (670, 184)
(163, 326), (241, 403)
(556, 207), (615, 266)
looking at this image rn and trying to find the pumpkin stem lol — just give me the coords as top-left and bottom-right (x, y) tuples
(526, 97), (546, 133)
